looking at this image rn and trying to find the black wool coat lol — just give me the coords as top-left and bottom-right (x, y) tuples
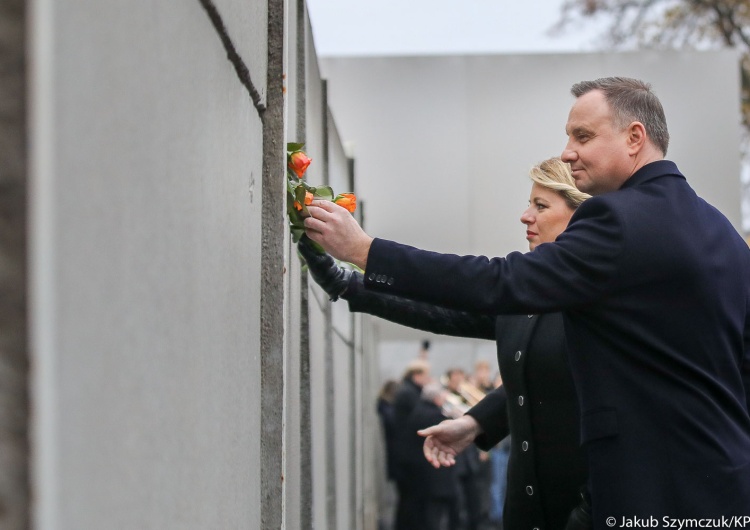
(468, 312), (587, 530)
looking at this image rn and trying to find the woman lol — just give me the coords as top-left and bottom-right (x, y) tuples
(299, 157), (590, 530)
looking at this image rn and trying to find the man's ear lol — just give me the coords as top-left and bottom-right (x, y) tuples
(626, 121), (647, 155)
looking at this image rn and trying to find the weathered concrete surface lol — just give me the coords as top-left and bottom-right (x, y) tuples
(29, 2), (265, 528)
(0, 0), (29, 528)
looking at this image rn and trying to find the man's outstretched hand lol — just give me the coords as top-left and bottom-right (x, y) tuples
(304, 200), (373, 269)
(419, 415), (482, 469)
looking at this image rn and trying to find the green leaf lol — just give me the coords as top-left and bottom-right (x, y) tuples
(294, 186), (311, 216)
(308, 186), (334, 201)
(287, 142), (305, 153)
(290, 225), (306, 243)
(287, 195), (301, 220)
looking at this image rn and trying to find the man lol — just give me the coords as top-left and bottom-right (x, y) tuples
(471, 360), (495, 394)
(304, 77), (750, 524)
(391, 359), (431, 530)
(403, 383), (459, 530)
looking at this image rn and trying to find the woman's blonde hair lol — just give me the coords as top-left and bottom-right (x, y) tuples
(528, 157), (590, 210)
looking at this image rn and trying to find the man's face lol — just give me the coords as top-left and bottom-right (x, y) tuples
(412, 370), (430, 387)
(448, 371), (464, 391)
(561, 90), (634, 195)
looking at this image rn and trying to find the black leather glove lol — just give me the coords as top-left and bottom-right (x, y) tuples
(297, 235), (354, 301)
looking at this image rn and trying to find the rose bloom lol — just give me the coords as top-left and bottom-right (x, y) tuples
(334, 193), (357, 213)
(288, 151), (312, 178)
(294, 191), (314, 211)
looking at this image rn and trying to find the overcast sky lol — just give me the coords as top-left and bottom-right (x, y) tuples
(305, 0), (602, 57)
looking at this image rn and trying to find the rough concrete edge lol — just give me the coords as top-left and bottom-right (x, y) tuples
(260, 0), (286, 526)
(0, 1), (30, 529)
(347, 156), (357, 530)
(319, 78), (338, 529)
(295, 1), (313, 528)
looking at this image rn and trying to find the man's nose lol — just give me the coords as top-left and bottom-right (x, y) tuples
(561, 144), (576, 162)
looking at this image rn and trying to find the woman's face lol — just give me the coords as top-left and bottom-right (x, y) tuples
(520, 182), (575, 251)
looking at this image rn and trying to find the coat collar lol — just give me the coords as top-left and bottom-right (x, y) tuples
(619, 160), (685, 190)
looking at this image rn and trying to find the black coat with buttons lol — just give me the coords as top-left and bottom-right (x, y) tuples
(467, 312), (587, 530)
(344, 280), (587, 529)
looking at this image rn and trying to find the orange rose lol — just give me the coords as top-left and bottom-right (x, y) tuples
(334, 193), (357, 213)
(294, 191), (314, 211)
(288, 151), (312, 178)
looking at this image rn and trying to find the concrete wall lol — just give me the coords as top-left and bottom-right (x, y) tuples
(320, 50), (745, 381)
(30, 0), (269, 527)
(19, 0), (378, 529)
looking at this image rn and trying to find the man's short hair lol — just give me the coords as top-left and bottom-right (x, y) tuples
(571, 77), (670, 156)
(445, 367), (465, 379)
(421, 382), (445, 402)
(403, 359), (430, 380)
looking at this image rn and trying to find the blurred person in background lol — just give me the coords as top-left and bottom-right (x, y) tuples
(376, 379), (400, 530)
(391, 360), (431, 530)
(471, 360), (495, 394)
(469, 360), (497, 526)
(443, 368), (485, 530)
(377, 379), (400, 482)
(298, 157), (590, 529)
(404, 383), (460, 530)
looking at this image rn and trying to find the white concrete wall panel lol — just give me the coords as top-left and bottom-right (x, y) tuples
(303, 13), (335, 530)
(332, 334), (353, 529)
(212, 0), (268, 108)
(324, 56), (474, 256)
(283, 242), (303, 530)
(304, 29), (326, 186)
(283, 0), (303, 527)
(327, 107), (356, 530)
(307, 285), (330, 529)
(327, 112), (351, 196)
(358, 314), (383, 530)
(31, 1), (263, 528)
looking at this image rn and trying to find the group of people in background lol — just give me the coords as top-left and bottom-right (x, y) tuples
(376, 358), (508, 530)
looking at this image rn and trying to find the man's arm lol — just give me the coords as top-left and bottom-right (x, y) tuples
(306, 195), (625, 315)
(362, 197), (624, 315)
